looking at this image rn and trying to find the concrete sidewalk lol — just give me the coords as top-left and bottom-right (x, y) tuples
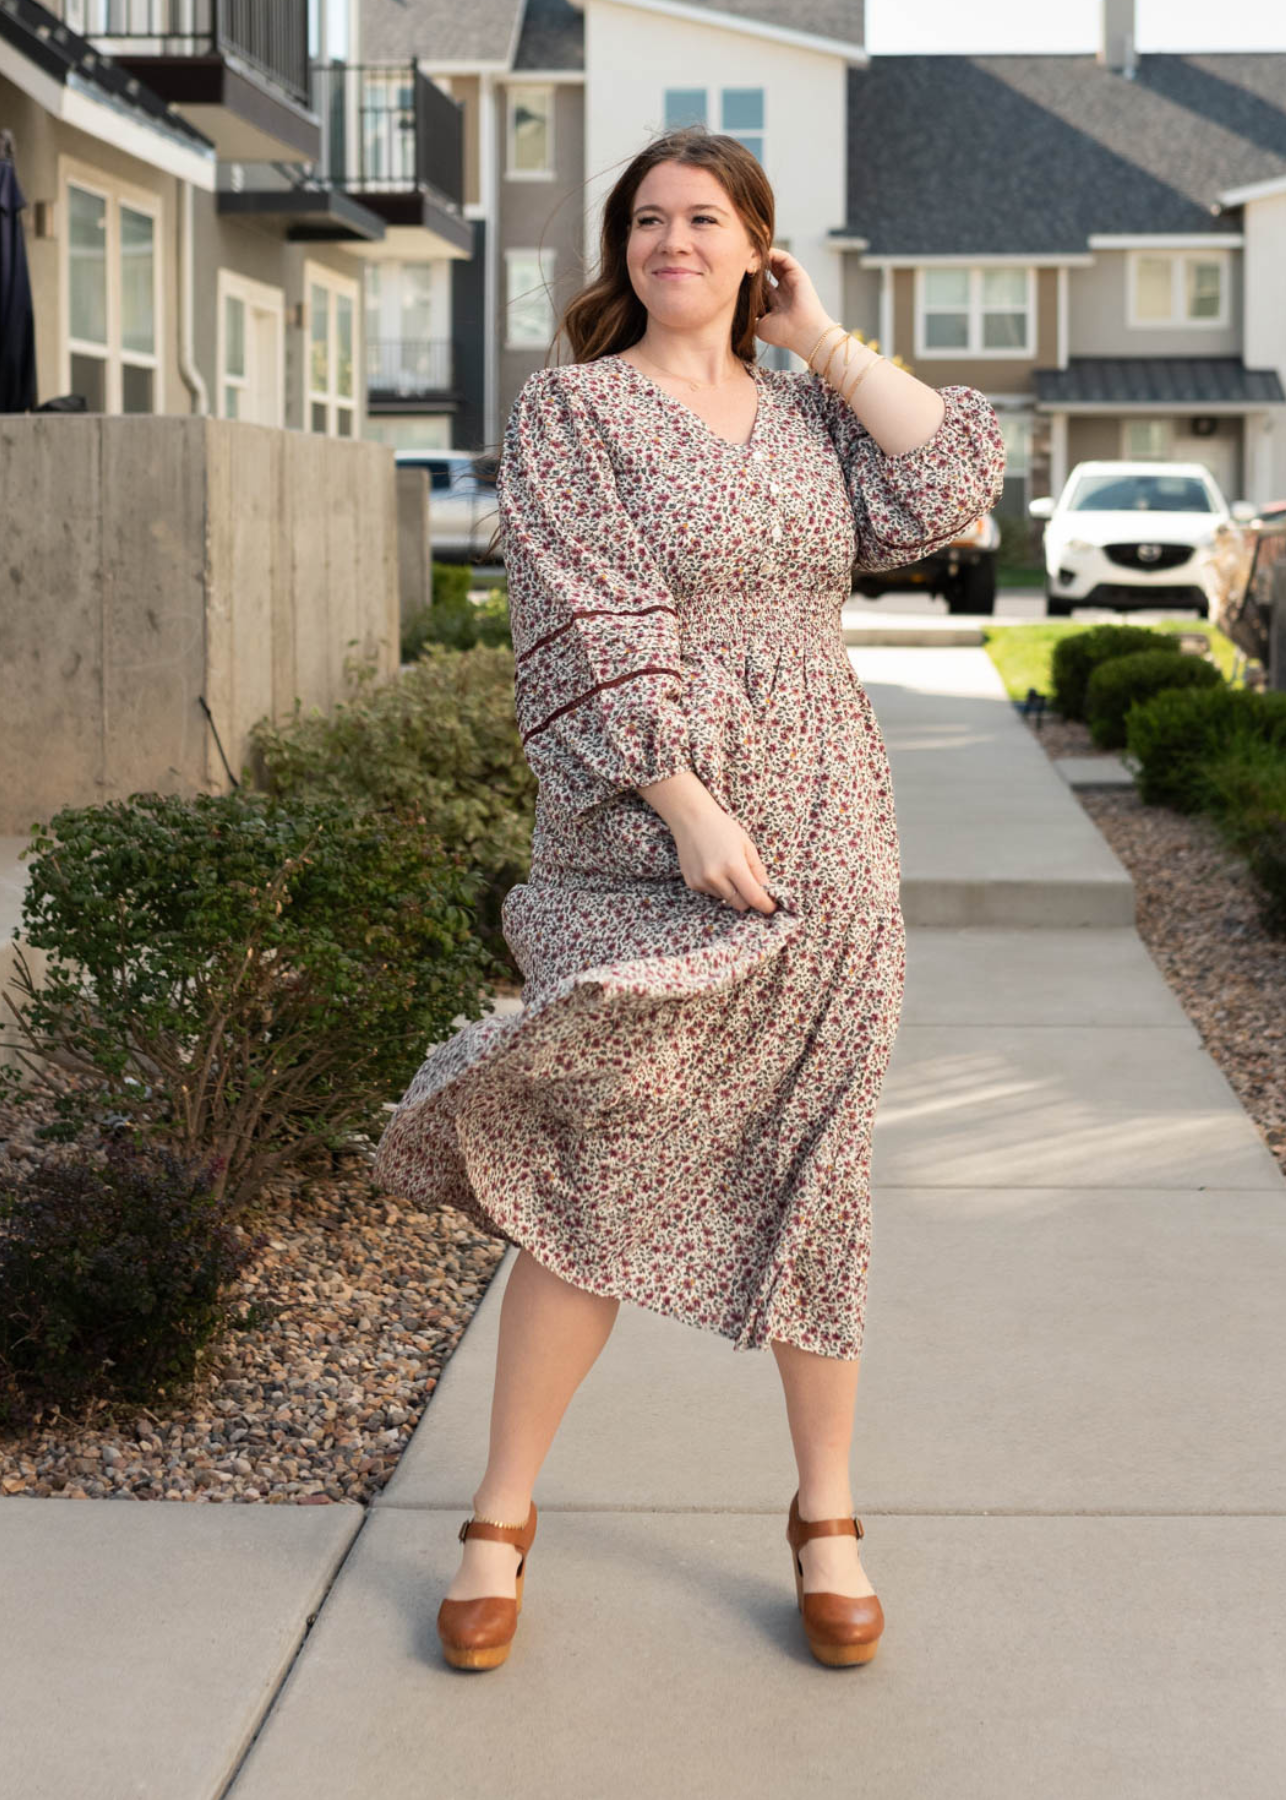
(5, 647), (1286, 1799)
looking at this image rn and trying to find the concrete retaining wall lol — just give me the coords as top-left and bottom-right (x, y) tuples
(0, 415), (400, 835)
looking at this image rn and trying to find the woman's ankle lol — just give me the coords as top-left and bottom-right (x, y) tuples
(797, 1485), (855, 1521)
(471, 1486), (533, 1525)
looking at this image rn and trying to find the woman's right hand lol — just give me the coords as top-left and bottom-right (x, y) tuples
(636, 771), (778, 914)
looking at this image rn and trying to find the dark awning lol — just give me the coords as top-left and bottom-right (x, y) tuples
(217, 186), (386, 243)
(1035, 357), (1285, 411)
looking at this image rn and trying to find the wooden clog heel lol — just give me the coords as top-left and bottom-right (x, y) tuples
(786, 1489), (884, 1667)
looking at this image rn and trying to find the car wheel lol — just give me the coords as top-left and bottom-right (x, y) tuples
(954, 559), (997, 614)
(1046, 592), (1073, 618)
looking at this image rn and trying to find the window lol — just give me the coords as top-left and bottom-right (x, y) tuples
(662, 88), (765, 159)
(721, 89), (763, 160)
(1128, 251), (1228, 328)
(916, 266), (1034, 357)
(505, 248), (555, 350)
(217, 271), (284, 427)
(63, 166), (160, 413)
(1122, 418), (1172, 459)
(507, 85), (554, 177)
(306, 263), (359, 437)
(998, 413), (1031, 477)
(664, 89), (706, 128)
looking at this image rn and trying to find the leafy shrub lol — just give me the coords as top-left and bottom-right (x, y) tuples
(1248, 820), (1286, 937)
(402, 567), (512, 659)
(247, 646), (533, 976)
(0, 789), (498, 1210)
(0, 1136), (263, 1428)
(1126, 686), (1286, 811)
(1050, 623), (1180, 721)
(1084, 649), (1224, 749)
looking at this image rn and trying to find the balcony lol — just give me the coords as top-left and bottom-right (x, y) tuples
(62, 0), (319, 161)
(367, 338), (458, 408)
(310, 61), (472, 258)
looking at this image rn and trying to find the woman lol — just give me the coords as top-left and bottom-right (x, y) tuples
(372, 126), (1006, 1671)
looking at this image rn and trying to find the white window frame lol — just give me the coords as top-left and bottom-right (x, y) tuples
(505, 84), (555, 180)
(216, 270), (285, 428)
(504, 247), (555, 350)
(914, 265), (1036, 360)
(59, 156), (163, 414)
(1126, 249), (1230, 330)
(304, 260), (360, 438)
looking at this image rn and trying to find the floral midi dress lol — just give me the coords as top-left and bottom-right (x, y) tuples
(372, 353), (1006, 1359)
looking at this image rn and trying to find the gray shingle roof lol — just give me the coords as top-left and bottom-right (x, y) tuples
(1034, 357), (1286, 408)
(513, 0), (583, 71)
(363, 0), (525, 65)
(842, 54), (1286, 254)
(365, 0), (857, 73)
(645, 0), (862, 52)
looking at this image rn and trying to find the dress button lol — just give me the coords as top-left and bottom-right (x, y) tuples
(771, 523), (783, 542)
(751, 449), (764, 463)
(769, 481), (781, 495)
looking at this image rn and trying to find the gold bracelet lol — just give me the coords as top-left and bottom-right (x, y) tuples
(805, 322), (847, 374)
(839, 350), (885, 407)
(817, 327), (868, 390)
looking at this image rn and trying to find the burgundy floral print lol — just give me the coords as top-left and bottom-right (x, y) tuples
(372, 354), (1006, 1358)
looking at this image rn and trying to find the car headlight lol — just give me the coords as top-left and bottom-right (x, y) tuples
(1065, 539), (1096, 554)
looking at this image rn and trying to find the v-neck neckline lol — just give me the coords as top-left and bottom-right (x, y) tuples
(607, 351), (764, 451)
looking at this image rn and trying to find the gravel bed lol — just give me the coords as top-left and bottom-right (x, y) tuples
(1024, 715), (1286, 1179)
(0, 1074), (509, 1504)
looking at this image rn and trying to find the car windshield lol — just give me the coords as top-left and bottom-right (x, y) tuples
(1066, 473), (1215, 513)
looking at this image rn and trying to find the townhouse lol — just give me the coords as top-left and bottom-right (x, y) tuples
(1, 0), (470, 437)
(362, 0), (1286, 515)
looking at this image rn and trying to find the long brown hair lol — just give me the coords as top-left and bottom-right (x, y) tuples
(475, 129), (773, 565)
(553, 125), (776, 368)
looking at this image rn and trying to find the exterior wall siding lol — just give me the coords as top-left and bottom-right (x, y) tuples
(496, 78), (585, 435)
(1067, 247), (1243, 358)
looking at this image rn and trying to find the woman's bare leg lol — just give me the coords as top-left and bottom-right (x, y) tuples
(770, 1338), (875, 1599)
(444, 1248), (620, 1600)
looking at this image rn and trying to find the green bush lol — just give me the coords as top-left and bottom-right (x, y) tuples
(1084, 649), (1224, 750)
(0, 789), (498, 1211)
(1248, 819), (1286, 937)
(246, 646), (533, 977)
(0, 1136), (264, 1429)
(1126, 686), (1286, 812)
(1051, 623), (1180, 721)
(401, 566), (512, 660)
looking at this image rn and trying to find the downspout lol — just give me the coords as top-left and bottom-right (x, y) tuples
(177, 178), (208, 414)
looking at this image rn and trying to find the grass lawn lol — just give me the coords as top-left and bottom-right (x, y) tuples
(996, 564), (1045, 589)
(982, 617), (1246, 703)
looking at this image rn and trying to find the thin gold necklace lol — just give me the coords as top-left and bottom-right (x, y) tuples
(630, 346), (749, 393)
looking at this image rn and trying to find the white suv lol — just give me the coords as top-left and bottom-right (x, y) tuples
(1030, 460), (1255, 618)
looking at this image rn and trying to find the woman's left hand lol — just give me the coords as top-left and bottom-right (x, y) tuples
(754, 247), (832, 358)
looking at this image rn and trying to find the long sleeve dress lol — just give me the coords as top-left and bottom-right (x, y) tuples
(372, 353), (1006, 1359)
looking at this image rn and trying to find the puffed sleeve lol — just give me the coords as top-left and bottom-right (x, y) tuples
(496, 366), (693, 821)
(800, 373), (1007, 573)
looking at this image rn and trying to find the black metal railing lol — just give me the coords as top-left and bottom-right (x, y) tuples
(366, 338), (456, 399)
(310, 61), (464, 209)
(64, 0), (309, 106)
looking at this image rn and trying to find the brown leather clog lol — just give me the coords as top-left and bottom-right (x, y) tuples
(437, 1501), (538, 1670)
(786, 1489), (884, 1666)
